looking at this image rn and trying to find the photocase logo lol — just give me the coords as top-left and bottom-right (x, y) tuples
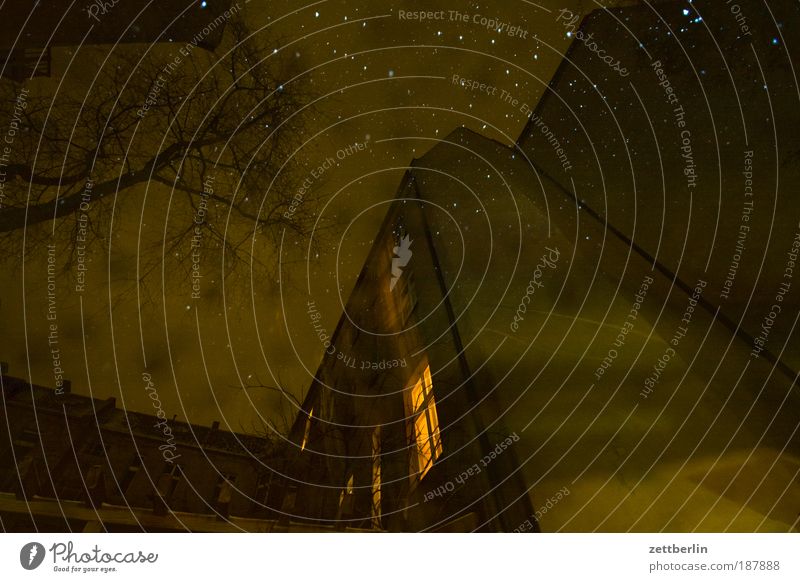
(390, 234), (413, 291)
(20, 542), (46, 570)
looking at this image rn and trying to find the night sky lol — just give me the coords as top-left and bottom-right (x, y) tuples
(1, 0), (615, 432)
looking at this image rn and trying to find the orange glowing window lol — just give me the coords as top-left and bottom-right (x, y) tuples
(409, 365), (442, 480)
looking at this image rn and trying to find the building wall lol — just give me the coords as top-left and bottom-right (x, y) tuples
(289, 102), (800, 531)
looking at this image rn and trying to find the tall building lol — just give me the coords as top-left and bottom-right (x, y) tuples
(2, 0), (798, 533)
(0, 366), (371, 532)
(1, 0), (237, 80)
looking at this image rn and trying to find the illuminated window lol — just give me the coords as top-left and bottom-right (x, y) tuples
(120, 455), (141, 493)
(300, 408), (313, 451)
(371, 427), (381, 528)
(409, 365), (442, 480)
(345, 473), (354, 494)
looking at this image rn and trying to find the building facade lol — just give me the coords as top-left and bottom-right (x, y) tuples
(283, 172), (537, 531)
(283, 0), (800, 532)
